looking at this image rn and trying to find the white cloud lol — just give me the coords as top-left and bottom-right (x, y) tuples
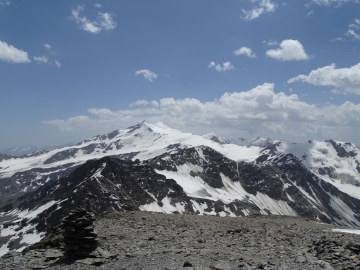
(33, 55), (48, 64)
(43, 83), (360, 143)
(310, 0), (359, 6)
(346, 19), (360, 40)
(288, 63), (360, 95)
(242, 0), (277, 21)
(332, 37), (345, 41)
(330, 89), (346, 95)
(347, 29), (360, 39)
(94, 3), (102, 8)
(0, 40), (30, 64)
(234, 47), (257, 58)
(0, 1), (10, 6)
(263, 39), (278, 46)
(208, 61), (235, 72)
(135, 69), (158, 81)
(55, 60), (61, 68)
(350, 18), (360, 29)
(44, 44), (51, 49)
(70, 5), (116, 34)
(266, 39), (309, 61)
(130, 100), (149, 107)
(151, 100), (159, 107)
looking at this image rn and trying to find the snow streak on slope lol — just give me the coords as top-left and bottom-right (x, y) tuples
(332, 229), (360, 235)
(156, 165), (296, 217)
(0, 199), (66, 257)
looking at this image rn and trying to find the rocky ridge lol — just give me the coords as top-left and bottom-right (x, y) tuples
(1, 146), (360, 256)
(1, 212), (360, 269)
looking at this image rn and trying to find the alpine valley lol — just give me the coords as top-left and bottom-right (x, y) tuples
(1, 121), (360, 256)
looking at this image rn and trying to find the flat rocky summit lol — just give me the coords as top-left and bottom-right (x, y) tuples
(1, 211), (360, 270)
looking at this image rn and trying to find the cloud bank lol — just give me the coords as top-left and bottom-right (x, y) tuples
(0, 40), (30, 64)
(43, 83), (360, 141)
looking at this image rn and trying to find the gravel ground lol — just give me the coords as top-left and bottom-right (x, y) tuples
(1, 211), (360, 270)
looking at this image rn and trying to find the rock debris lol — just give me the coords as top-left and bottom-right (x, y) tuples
(1, 212), (360, 270)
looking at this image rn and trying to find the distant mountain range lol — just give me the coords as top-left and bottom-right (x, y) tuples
(1, 121), (360, 256)
(203, 132), (272, 147)
(0, 143), (73, 158)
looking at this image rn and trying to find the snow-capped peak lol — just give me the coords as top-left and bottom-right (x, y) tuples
(0, 122), (260, 195)
(259, 139), (360, 200)
(202, 133), (229, 144)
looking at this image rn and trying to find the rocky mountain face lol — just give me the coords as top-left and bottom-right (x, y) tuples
(149, 146), (360, 226)
(1, 145), (360, 256)
(259, 139), (360, 200)
(0, 122), (259, 201)
(2, 121), (360, 256)
(0, 153), (11, 162)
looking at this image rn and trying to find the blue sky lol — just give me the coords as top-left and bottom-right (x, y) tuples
(1, 0), (360, 148)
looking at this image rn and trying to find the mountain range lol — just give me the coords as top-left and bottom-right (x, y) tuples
(1, 121), (360, 256)
(0, 143), (73, 158)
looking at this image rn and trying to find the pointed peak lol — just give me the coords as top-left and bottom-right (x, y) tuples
(126, 121), (152, 132)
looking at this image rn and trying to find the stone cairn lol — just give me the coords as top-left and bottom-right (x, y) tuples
(62, 207), (98, 259)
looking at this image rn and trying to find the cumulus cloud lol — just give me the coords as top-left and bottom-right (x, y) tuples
(44, 44), (51, 49)
(310, 0), (359, 6)
(135, 69), (158, 81)
(0, 40), (30, 64)
(43, 83), (360, 143)
(70, 5), (116, 34)
(33, 55), (48, 64)
(242, 0), (277, 21)
(266, 39), (309, 61)
(208, 61), (235, 72)
(234, 47), (257, 58)
(288, 63), (360, 95)
(94, 3), (102, 8)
